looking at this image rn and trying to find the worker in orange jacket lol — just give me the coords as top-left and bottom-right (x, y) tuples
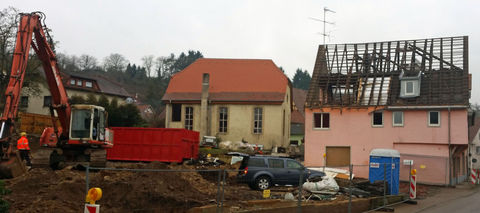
(17, 132), (32, 166)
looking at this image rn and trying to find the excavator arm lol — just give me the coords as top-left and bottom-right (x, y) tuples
(0, 12), (111, 176)
(0, 12), (70, 145)
(0, 11), (73, 167)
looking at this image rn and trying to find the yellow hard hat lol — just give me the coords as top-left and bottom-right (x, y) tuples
(20, 132), (26, 136)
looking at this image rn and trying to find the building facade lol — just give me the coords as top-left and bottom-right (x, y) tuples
(304, 36), (470, 185)
(20, 72), (131, 115)
(162, 58), (291, 149)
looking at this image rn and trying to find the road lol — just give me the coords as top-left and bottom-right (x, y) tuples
(394, 184), (480, 213)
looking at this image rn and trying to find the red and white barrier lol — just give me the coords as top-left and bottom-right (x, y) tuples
(84, 204), (100, 213)
(410, 169), (417, 200)
(477, 169), (480, 185)
(471, 168), (477, 185)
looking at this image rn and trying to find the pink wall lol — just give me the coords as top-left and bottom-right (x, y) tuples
(304, 107), (468, 184)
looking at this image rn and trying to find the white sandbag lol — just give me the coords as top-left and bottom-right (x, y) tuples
(302, 176), (339, 192)
(219, 141), (232, 149)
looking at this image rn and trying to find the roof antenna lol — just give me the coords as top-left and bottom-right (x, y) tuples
(309, 7), (336, 45)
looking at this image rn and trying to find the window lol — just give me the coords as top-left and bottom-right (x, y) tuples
(428, 111), (440, 126)
(476, 146), (480, 155)
(43, 96), (52, 107)
(71, 109), (91, 138)
(313, 113), (330, 129)
(253, 107), (263, 134)
(70, 79), (76, 85)
(392, 111), (404, 126)
(20, 96), (29, 107)
(268, 159), (284, 168)
(372, 112), (383, 126)
(218, 107), (228, 133)
(85, 81), (93, 88)
(286, 160), (303, 169)
(405, 81), (414, 95)
(77, 80), (82, 86)
(184, 106), (193, 130)
(171, 104), (181, 122)
(248, 158), (267, 167)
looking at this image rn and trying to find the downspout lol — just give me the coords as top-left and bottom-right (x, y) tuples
(448, 107), (452, 186)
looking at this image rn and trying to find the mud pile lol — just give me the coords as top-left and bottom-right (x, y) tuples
(3, 162), (261, 212)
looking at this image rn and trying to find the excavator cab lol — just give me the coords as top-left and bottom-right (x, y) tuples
(69, 105), (111, 144)
(40, 105), (113, 148)
(39, 105), (113, 169)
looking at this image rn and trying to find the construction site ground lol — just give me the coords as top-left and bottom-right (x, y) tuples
(0, 139), (445, 212)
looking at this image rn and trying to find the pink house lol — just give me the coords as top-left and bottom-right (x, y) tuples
(304, 36), (471, 185)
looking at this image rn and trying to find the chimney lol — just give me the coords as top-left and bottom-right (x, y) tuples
(200, 73), (210, 138)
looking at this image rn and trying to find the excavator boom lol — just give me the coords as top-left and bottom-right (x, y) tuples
(0, 12), (111, 177)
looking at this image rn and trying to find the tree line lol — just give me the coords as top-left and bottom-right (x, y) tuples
(0, 6), (315, 128)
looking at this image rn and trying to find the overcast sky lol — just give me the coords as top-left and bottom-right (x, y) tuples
(3, 0), (479, 103)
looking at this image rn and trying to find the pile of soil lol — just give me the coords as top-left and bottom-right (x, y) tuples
(3, 162), (262, 212)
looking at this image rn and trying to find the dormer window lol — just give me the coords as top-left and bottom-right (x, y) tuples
(70, 79), (75, 85)
(77, 80), (82, 86)
(399, 71), (421, 98)
(85, 81), (93, 88)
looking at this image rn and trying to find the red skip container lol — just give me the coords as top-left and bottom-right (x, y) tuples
(106, 127), (199, 163)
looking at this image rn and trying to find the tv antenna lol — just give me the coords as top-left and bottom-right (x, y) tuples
(309, 7), (336, 45)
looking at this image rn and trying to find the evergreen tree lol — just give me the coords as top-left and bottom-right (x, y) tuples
(292, 68), (311, 90)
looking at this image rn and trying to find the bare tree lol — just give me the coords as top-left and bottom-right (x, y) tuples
(141, 55), (154, 77)
(103, 53), (128, 72)
(78, 54), (98, 71)
(154, 56), (166, 78)
(0, 7), (19, 76)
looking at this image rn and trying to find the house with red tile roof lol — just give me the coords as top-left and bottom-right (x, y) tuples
(162, 58), (292, 149)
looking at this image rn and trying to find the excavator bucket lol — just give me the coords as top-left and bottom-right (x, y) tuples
(0, 151), (27, 179)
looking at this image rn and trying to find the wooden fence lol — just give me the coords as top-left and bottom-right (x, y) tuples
(18, 112), (60, 135)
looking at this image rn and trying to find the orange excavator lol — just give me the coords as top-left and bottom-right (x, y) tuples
(0, 12), (113, 178)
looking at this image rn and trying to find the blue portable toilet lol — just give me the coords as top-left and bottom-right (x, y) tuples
(368, 149), (400, 195)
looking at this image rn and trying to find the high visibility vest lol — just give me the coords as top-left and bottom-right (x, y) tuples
(17, 136), (30, 150)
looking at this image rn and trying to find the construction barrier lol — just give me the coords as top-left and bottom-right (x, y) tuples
(410, 169), (416, 200)
(84, 204), (100, 213)
(471, 168), (477, 185)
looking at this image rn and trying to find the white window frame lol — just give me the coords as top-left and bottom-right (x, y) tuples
(218, 107), (228, 133)
(313, 113), (330, 130)
(428, 111), (440, 127)
(405, 81), (415, 95)
(372, 111), (384, 127)
(85, 81), (93, 88)
(70, 79), (76, 85)
(184, 106), (194, 130)
(253, 107), (263, 134)
(77, 80), (83, 86)
(392, 111), (404, 127)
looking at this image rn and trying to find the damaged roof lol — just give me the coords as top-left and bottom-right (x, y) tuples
(162, 58), (290, 103)
(306, 36), (470, 108)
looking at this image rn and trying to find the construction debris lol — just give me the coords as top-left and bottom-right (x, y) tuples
(303, 176), (339, 193)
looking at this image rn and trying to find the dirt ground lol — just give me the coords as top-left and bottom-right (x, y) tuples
(2, 162), (265, 213)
